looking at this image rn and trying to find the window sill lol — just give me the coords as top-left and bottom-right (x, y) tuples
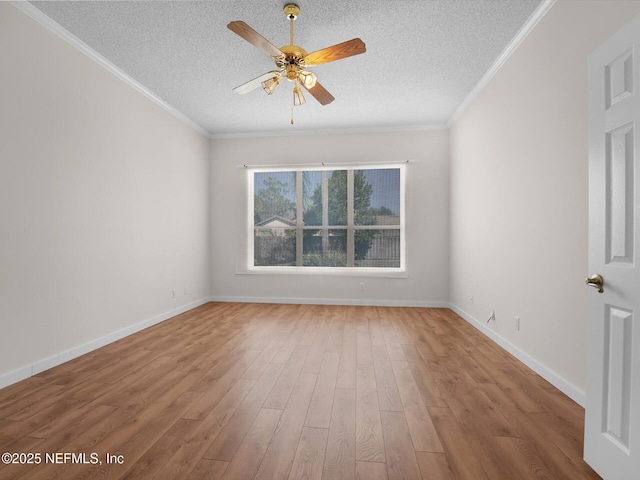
(237, 266), (408, 278)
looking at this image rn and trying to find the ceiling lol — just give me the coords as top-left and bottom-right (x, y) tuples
(29, 0), (543, 137)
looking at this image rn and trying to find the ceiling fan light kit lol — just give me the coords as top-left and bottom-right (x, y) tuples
(261, 76), (280, 95)
(293, 85), (305, 106)
(227, 3), (366, 124)
(298, 70), (317, 89)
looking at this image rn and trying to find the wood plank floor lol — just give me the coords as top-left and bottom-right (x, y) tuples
(0, 303), (601, 479)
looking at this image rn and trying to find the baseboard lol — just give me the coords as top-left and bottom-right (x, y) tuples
(209, 295), (450, 308)
(0, 366), (33, 391)
(449, 303), (586, 407)
(0, 297), (211, 390)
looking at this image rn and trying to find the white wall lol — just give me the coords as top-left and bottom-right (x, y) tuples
(449, 0), (640, 400)
(210, 130), (449, 305)
(0, 3), (211, 385)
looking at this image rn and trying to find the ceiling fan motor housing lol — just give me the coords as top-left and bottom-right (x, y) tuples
(276, 45), (308, 81)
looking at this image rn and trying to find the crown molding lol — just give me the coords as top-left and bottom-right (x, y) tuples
(210, 123), (448, 139)
(10, 1), (211, 138)
(447, 0), (556, 127)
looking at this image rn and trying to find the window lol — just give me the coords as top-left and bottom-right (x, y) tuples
(249, 164), (405, 273)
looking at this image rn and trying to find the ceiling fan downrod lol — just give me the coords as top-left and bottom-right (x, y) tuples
(284, 4), (299, 45)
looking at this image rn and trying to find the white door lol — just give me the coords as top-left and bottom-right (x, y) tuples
(585, 12), (640, 480)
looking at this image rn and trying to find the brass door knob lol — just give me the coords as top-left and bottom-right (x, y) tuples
(586, 274), (604, 293)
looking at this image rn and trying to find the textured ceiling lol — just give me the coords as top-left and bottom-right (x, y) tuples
(29, 0), (542, 136)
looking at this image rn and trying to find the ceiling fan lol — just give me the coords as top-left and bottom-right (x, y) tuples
(227, 3), (366, 123)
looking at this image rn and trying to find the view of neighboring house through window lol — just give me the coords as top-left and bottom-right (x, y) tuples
(251, 165), (403, 270)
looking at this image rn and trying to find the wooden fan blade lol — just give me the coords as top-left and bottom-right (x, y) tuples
(227, 21), (284, 58)
(233, 71), (281, 94)
(302, 81), (335, 105)
(304, 38), (366, 66)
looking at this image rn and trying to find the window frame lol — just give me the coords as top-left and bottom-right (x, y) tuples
(246, 163), (406, 277)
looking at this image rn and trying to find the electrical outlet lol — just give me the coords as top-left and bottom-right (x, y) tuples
(171, 290), (176, 299)
(359, 283), (365, 291)
(469, 296), (474, 304)
(515, 316), (520, 331)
